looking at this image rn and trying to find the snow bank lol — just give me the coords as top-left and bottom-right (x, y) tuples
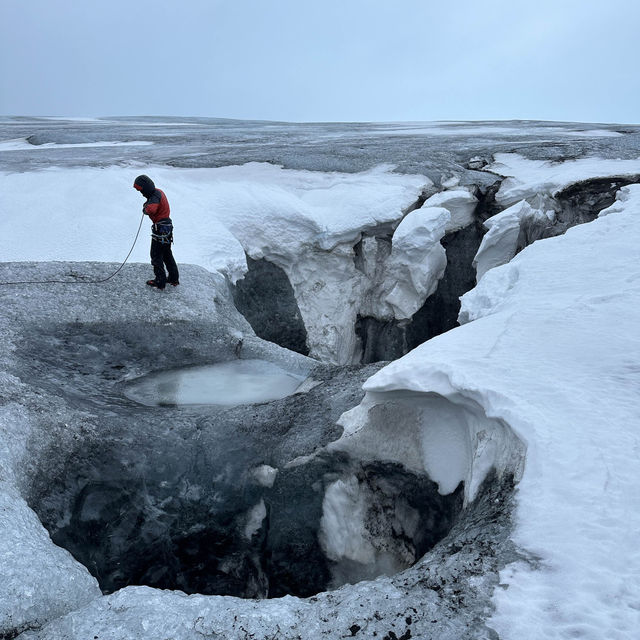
(473, 199), (554, 282)
(382, 206), (449, 319)
(0, 162), (425, 281)
(344, 184), (640, 638)
(463, 188), (640, 638)
(422, 188), (478, 232)
(486, 152), (640, 207)
(598, 181), (640, 218)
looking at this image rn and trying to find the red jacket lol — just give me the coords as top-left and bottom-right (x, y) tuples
(143, 189), (171, 223)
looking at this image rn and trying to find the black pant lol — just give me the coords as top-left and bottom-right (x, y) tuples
(150, 239), (179, 287)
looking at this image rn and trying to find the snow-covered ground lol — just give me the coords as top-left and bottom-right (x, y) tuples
(1, 119), (640, 639)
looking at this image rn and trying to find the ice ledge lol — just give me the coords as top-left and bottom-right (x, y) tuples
(485, 152), (640, 207)
(331, 370), (525, 503)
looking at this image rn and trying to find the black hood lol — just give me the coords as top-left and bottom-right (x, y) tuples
(134, 174), (156, 198)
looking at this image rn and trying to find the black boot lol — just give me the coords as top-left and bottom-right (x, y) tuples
(146, 279), (165, 290)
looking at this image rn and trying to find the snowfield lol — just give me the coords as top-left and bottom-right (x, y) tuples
(1, 118), (640, 639)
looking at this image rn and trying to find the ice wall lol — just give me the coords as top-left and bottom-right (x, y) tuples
(0, 377), (101, 635)
(257, 189), (479, 364)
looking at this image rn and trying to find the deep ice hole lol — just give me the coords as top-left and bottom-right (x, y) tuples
(18, 320), (516, 601)
(30, 439), (463, 598)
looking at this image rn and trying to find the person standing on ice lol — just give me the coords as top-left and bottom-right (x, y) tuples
(133, 175), (179, 290)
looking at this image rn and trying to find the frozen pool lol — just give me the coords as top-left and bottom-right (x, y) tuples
(124, 359), (307, 407)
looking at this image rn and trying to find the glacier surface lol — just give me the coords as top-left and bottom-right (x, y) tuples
(1, 117), (640, 639)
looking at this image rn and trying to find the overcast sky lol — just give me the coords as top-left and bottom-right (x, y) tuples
(1, 0), (638, 123)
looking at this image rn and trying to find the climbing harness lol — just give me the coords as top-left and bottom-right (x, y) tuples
(0, 213), (146, 286)
(151, 218), (174, 245)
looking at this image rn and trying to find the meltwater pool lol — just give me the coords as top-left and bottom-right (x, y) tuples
(124, 359), (307, 407)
